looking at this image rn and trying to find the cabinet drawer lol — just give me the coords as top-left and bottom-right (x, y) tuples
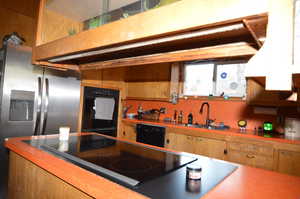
(228, 150), (274, 170)
(277, 150), (300, 177)
(228, 142), (273, 157)
(121, 124), (136, 141)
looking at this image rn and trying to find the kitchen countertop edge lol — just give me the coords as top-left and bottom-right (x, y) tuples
(123, 119), (300, 146)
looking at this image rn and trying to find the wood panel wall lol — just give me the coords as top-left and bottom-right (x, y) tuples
(80, 63), (173, 135)
(80, 68), (127, 136)
(0, 0), (39, 47)
(125, 63), (172, 100)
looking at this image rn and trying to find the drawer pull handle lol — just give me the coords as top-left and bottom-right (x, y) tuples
(246, 154), (255, 159)
(224, 149), (228, 155)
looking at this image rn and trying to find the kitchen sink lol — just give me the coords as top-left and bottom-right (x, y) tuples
(176, 123), (230, 131)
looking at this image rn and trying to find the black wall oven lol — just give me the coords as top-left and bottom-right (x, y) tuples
(81, 86), (119, 137)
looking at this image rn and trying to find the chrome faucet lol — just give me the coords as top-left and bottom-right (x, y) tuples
(199, 102), (212, 127)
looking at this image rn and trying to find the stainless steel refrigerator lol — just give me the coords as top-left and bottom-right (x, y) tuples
(0, 44), (81, 198)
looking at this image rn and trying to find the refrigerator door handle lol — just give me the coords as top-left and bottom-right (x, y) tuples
(42, 78), (49, 135)
(34, 77), (42, 135)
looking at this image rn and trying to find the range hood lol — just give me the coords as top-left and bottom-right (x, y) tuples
(245, 0), (295, 91)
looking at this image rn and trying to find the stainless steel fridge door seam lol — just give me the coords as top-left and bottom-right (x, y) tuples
(34, 77), (42, 136)
(41, 78), (49, 135)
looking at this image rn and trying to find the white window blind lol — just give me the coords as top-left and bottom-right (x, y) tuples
(183, 63), (214, 96)
(183, 62), (246, 97)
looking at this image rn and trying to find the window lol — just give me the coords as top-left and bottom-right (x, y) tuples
(183, 61), (247, 98)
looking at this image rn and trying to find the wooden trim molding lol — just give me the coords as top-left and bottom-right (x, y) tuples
(79, 42), (257, 71)
(243, 19), (263, 48)
(170, 63), (181, 98)
(36, 61), (79, 71)
(32, 0), (45, 63)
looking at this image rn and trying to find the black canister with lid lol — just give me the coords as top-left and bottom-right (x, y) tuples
(186, 164), (202, 180)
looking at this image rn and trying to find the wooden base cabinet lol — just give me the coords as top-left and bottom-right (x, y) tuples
(165, 132), (227, 160)
(227, 150), (274, 170)
(8, 152), (92, 199)
(193, 137), (227, 160)
(277, 150), (300, 177)
(165, 133), (194, 154)
(227, 141), (274, 170)
(120, 124), (137, 141)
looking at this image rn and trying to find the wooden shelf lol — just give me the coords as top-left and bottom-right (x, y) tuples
(79, 42), (257, 71)
(33, 0), (268, 69)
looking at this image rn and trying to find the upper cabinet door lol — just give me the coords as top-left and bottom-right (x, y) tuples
(38, 0), (167, 45)
(35, 0), (187, 49)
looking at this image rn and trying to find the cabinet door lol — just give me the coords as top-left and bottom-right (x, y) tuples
(228, 150), (273, 170)
(165, 133), (194, 153)
(193, 137), (227, 160)
(126, 63), (172, 100)
(277, 150), (300, 177)
(246, 79), (297, 107)
(120, 124), (136, 141)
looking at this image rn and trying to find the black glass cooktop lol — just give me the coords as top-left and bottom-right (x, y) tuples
(25, 134), (197, 187)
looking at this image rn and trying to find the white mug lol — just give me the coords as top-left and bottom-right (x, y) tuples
(59, 126), (70, 141)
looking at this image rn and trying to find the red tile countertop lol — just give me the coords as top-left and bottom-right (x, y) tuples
(4, 133), (300, 199)
(123, 118), (300, 145)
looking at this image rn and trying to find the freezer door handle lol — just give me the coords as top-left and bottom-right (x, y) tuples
(34, 77), (42, 135)
(42, 78), (49, 135)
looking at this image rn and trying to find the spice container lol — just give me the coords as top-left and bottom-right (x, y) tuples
(186, 164), (202, 180)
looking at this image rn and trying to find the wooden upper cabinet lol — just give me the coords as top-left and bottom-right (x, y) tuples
(33, 0), (269, 70)
(247, 79), (299, 107)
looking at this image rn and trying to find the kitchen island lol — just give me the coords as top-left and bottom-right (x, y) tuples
(5, 133), (300, 199)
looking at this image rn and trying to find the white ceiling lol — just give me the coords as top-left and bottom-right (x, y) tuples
(46, 0), (140, 22)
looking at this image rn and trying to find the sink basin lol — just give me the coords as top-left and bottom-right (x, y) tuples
(176, 123), (230, 131)
(207, 125), (230, 130)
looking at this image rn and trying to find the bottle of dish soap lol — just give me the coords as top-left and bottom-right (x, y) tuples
(188, 113), (193, 124)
